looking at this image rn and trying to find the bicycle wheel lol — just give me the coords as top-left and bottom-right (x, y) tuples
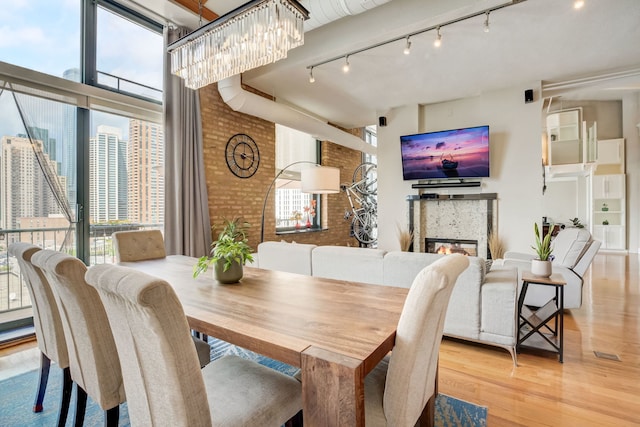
(351, 210), (377, 245)
(352, 162), (377, 196)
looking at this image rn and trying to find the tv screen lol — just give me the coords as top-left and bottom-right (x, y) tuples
(400, 125), (490, 180)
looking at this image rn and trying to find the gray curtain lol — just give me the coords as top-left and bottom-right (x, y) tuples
(163, 27), (212, 257)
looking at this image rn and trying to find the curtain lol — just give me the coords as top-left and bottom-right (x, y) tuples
(163, 27), (212, 257)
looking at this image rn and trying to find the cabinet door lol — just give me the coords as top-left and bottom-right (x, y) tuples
(593, 225), (625, 250)
(593, 175), (625, 199)
(597, 139), (624, 165)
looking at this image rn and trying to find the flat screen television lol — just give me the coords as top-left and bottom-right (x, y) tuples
(400, 125), (490, 180)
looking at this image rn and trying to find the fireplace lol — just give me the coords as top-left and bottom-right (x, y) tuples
(425, 238), (478, 257)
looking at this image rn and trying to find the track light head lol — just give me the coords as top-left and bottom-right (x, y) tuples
(342, 55), (350, 73)
(484, 12), (490, 33)
(309, 67), (315, 83)
(403, 37), (411, 55)
(434, 27), (442, 48)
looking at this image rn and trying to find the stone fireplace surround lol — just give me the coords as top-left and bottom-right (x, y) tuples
(407, 193), (497, 259)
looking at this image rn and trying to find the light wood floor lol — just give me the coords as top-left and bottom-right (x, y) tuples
(438, 253), (640, 426)
(1, 253), (638, 426)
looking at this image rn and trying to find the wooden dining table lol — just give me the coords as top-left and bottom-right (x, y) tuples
(120, 255), (411, 426)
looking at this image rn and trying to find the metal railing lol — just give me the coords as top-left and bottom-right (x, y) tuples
(0, 224), (162, 315)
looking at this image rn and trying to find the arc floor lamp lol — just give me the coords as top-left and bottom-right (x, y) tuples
(260, 162), (340, 243)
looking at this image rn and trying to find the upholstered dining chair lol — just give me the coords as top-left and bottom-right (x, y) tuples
(31, 250), (125, 427)
(111, 229), (211, 367)
(364, 254), (469, 427)
(85, 263), (303, 427)
(8, 243), (72, 426)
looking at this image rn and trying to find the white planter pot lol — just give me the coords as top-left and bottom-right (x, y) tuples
(531, 259), (552, 277)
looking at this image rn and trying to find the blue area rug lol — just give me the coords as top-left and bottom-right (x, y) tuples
(0, 339), (487, 426)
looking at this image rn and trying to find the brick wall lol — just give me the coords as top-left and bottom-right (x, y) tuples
(199, 82), (364, 251)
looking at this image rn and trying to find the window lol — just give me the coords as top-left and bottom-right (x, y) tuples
(275, 125), (319, 231)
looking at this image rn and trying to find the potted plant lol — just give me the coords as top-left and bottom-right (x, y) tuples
(601, 203), (609, 212)
(569, 217), (585, 228)
(531, 222), (554, 277)
(193, 217), (254, 283)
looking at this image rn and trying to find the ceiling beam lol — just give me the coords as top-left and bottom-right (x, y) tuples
(172, 0), (219, 22)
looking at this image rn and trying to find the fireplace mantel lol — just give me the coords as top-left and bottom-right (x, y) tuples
(407, 193), (497, 258)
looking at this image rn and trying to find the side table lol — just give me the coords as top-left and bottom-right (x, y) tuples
(517, 271), (566, 362)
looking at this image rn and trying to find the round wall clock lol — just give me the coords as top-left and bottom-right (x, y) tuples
(225, 133), (260, 178)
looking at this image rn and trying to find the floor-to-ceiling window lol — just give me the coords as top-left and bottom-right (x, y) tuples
(0, 0), (163, 335)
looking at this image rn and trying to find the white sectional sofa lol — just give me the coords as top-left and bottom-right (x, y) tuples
(252, 241), (520, 364)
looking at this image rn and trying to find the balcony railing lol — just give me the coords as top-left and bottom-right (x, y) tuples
(0, 224), (162, 316)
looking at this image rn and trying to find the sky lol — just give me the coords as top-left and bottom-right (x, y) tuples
(0, 0), (163, 142)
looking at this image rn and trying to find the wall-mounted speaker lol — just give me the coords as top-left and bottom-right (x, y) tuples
(524, 89), (534, 103)
(378, 116), (387, 127)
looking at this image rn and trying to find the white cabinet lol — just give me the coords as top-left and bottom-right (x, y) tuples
(546, 109), (581, 165)
(592, 225), (625, 251)
(596, 138), (625, 175)
(591, 174), (626, 251)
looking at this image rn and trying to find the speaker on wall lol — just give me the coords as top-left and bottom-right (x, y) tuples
(525, 89), (534, 103)
(378, 116), (387, 127)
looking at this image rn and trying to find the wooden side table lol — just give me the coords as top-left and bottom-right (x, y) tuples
(517, 271), (566, 362)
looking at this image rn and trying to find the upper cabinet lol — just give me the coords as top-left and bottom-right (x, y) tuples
(596, 138), (625, 174)
(546, 109), (581, 165)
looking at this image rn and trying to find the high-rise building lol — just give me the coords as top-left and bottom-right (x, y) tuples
(127, 119), (164, 225)
(89, 125), (128, 223)
(0, 136), (62, 229)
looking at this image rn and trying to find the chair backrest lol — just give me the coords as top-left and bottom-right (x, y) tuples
(30, 250), (125, 410)
(8, 243), (68, 368)
(112, 229), (166, 262)
(572, 239), (602, 277)
(383, 254), (469, 427)
(85, 264), (212, 427)
(551, 227), (592, 269)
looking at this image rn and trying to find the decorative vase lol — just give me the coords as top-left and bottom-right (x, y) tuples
(531, 259), (552, 277)
(214, 259), (243, 284)
(295, 221), (301, 230)
(306, 217), (311, 228)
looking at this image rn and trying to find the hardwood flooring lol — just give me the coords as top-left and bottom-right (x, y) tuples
(1, 253), (638, 426)
(438, 253), (640, 426)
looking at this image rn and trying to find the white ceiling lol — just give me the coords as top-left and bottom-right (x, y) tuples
(136, 0), (640, 129)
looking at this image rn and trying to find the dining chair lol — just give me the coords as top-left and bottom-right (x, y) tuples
(112, 229), (211, 367)
(8, 243), (72, 426)
(364, 254), (470, 427)
(85, 263), (303, 427)
(31, 250), (125, 427)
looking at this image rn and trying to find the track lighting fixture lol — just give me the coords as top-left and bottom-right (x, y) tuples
(342, 55), (350, 73)
(403, 37), (412, 55)
(434, 27), (442, 48)
(309, 67), (315, 83)
(305, 0), (526, 80)
(573, 0), (584, 9)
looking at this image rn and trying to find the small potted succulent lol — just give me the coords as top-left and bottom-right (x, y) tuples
(193, 217), (254, 283)
(531, 222), (554, 277)
(601, 203), (609, 212)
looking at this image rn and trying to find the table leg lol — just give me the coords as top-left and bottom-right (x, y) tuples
(301, 346), (364, 427)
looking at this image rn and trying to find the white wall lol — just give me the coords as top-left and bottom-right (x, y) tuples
(377, 83), (543, 254)
(623, 93), (640, 253)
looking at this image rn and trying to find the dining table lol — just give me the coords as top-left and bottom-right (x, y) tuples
(120, 255), (423, 427)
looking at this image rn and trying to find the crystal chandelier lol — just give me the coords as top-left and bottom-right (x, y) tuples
(169, 0), (309, 90)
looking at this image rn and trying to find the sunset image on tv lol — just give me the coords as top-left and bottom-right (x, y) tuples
(400, 126), (490, 180)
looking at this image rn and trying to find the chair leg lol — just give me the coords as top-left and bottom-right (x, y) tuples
(285, 410), (303, 427)
(74, 385), (88, 427)
(57, 368), (73, 427)
(104, 406), (119, 427)
(33, 351), (51, 412)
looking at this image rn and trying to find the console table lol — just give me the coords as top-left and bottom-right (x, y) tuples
(517, 271), (566, 362)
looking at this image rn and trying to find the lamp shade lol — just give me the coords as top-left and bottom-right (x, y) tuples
(301, 166), (340, 194)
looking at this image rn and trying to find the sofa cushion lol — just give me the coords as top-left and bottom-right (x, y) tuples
(551, 228), (591, 268)
(312, 246), (386, 285)
(257, 241), (316, 276)
(382, 251), (442, 288)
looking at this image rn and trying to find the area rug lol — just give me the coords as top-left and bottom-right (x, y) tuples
(0, 340), (487, 426)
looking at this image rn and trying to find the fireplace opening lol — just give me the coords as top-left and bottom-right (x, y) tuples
(425, 238), (478, 257)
